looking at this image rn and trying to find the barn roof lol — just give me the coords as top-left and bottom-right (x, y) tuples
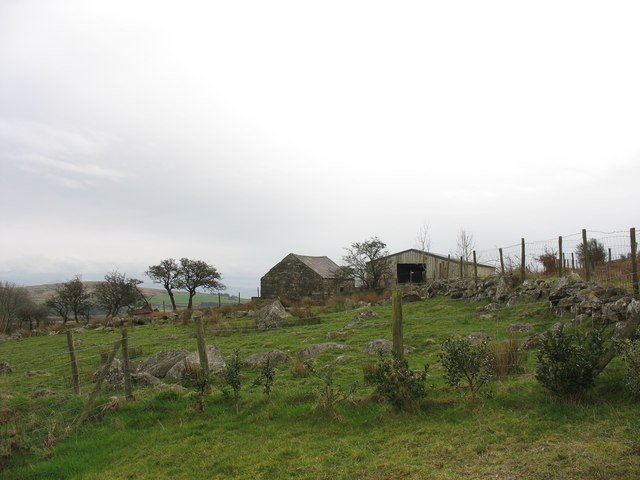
(292, 254), (341, 279)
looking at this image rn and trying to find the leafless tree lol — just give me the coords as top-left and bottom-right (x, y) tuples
(416, 222), (431, 282)
(455, 229), (475, 263)
(45, 275), (92, 323)
(342, 237), (393, 290)
(0, 281), (32, 333)
(94, 271), (147, 318)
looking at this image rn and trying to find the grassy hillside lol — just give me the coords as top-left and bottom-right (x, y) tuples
(146, 291), (248, 309)
(1, 296), (639, 479)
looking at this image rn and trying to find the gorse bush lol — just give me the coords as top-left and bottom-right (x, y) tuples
(491, 336), (524, 377)
(617, 332), (640, 398)
(535, 325), (605, 400)
(370, 353), (428, 412)
(306, 362), (357, 420)
(221, 349), (243, 413)
(439, 337), (494, 399)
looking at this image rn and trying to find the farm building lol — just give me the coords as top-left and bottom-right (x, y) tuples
(260, 253), (353, 302)
(377, 249), (495, 286)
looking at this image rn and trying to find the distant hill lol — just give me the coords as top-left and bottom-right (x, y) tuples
(23, 282), (247, 308)
(23, 282), (166, 304)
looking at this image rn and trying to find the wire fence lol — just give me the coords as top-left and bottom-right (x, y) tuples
(1, 227), (638, 459)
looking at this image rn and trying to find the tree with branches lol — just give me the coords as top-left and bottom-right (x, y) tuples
(46, 276), (92, 323)
(455, 229), (475, 263)
(94, 271), (147, 318)
(146, 259), (181, 311)
(0, 282), (32, 333)
(341, 237), (392, 291)
(175, 258), (225, 309)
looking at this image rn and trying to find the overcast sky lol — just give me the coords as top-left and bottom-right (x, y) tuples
(1, 1), (639, 296)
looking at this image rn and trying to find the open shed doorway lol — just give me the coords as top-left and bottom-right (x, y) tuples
(396, 263), (425, 284)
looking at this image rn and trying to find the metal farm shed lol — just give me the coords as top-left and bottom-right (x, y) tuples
(379, 249), (495, 286)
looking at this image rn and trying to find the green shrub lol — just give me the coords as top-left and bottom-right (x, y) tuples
(535, 325), (604, 400)
(252, 355), (277, 399)
(370, 353), (428, 412)
(306, 362), (357, 420)
(221, 349), (243, 413)
(618, 333), (640, 398)
(440, 337), (494, 399)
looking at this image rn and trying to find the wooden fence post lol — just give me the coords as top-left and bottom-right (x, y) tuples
(631, 227), (639, 298)
(582, 229), (591, 281)
(121, 328), (134, 401)
(499, 248), (505, 275)
(571, 252), (575, 270)
(558, 236), (563, 277)
(459, 256), (464, 279)
(446, 254), (451, 280)
(520, 238), (526, 281)
(72, 339), (122, 429)
(195, 314), (210, 378)
(473, 250), (478, 285)
(392, 290), (403, 360)
(66, 330), (80, 395)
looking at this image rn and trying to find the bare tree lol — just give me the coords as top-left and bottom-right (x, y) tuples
(455, 229), (475, 263)
(0, 282), (32, 333)
(46, 276), (92, 323)
(342, 237), (393, 290)
(16, 303), (48, 330)
(146, 259), (181, 311)
(416, 222), (431, 282)
(94, 271), (147, 318)
(175, 258), (225, 309)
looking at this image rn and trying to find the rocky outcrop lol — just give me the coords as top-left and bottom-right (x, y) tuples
(166, 345), (226, 380)
(254, 301), (291, 330)
(242, 349), (291, 368)
(362, 339), (415, 355)
(298, 342), (349, 358)
(138, 349), (190, 378)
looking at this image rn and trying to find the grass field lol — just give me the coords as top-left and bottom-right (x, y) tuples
(1, 296), (639, 479)
(146, 291), (249, 309)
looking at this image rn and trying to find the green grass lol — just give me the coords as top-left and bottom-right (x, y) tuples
(146, 292), (248, 309)
(2, 296), (639, 479)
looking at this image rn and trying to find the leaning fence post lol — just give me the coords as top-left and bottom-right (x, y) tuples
(473, 250), (478, 285)
(520, 238), (526, 281)
(392, 290), (404, 360)
(72, 339), (122, 429)
(631, 227), (639, 298)
(558, 236), (563, 277)
(499, 248), (505, 275)
(582, 229), (591, 281)
(66, 330), (80, 395)
(121, 328), (134, 401)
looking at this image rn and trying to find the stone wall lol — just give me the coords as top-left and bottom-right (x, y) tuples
(261, 255), (338, 301)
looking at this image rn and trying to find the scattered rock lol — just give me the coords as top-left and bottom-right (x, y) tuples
(506, 322), (533, 334)
(477, 303), (501, 313)
(95, 358), (138, 390)
(154, 383), (187, 394)
(299, 342), (349, 358)
(242, 349), (291, 368)
(326, 330), (352, 341)
(402, 291), (422, 303)
(521, 333), (546, 350)
(31, 389), (58, 398)
(467, 332), (491, 345)
(0, 361), (12, 374)
(138, 349), (190, 378)
(353, 309), (379, 322)
(335, 355), (349, 363)
(254, 300), (291, 330)
(362, 339), (415, 355)
(166, 345), (226, 380)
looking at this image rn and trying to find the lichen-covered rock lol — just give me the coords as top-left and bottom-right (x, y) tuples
(467, 332), (490, 345)
(362, 339), (415, 355)
(166, 345), (226, 380)
(254, 301), (291, 330)
(242, 349), (291, 368)
(0, 361), (12, 374)
(138, 349), (190, 378)
(326, 330), (352, 341)
(94, 358), (138, 390)
(506, 322), (533, 334)
(298, 342), (349, 358)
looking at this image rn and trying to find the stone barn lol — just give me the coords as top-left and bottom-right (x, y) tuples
(260, 254), (352, 302)
(378, 249), (495, 286)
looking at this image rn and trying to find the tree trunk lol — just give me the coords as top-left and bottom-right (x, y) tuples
(187, 290), (195, 309)
(168, 290), (177, 311)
